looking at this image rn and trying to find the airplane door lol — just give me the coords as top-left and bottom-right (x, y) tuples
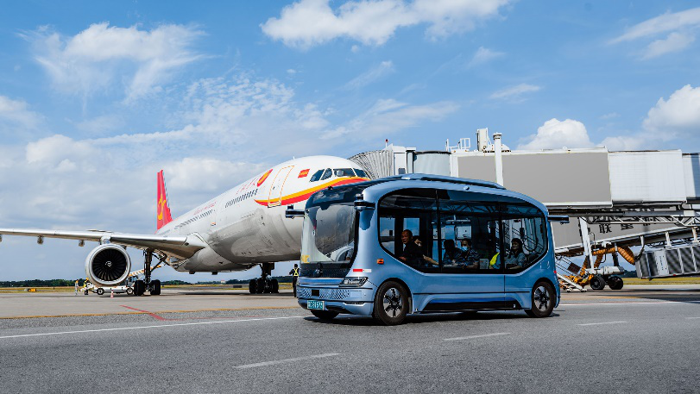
(267, 166), (294, 207)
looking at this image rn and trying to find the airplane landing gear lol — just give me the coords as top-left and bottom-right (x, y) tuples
(248, 263), (279, 294)
(133, 250), (165, 296)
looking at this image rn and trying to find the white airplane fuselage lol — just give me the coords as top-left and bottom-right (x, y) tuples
(156, 156), (368, 273)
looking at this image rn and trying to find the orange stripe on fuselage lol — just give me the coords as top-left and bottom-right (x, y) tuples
(254, 177), (368, 207)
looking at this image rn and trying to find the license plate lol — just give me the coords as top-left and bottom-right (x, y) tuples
(307, 300), (325, 310)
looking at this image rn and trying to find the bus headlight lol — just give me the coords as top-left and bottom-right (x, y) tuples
(340, 277), (368, 287)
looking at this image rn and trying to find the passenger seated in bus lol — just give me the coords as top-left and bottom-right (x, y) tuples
(442, 240), (465, 266)
(459, 238), (481, 264)
(398, 229), (423, 266)
(414, 237), (438, 266)
(504, 238), (527, 269)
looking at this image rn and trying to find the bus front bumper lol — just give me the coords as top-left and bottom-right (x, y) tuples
(297, 285), (375, 316)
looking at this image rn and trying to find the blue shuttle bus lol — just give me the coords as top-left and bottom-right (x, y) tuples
(295, 174), (560, 325)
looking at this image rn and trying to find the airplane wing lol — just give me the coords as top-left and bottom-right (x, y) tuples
(0, 228), (207, 260)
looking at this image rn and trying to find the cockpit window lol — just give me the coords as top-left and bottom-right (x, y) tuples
(354, 168), (368, 178)
(309, 169), (324, 182)
(333, 168), (355, 177)
(320, 168), (332, 180)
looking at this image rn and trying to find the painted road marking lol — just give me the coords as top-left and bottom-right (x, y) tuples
(561, 300), (700, 307)
(0, 315), (304, 340)
(578, 321), (627, 326)
(236, 353), (340, 369)
(444, 332), (510, 341)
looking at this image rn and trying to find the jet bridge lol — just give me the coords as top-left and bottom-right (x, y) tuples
(350, 131), (700, 289)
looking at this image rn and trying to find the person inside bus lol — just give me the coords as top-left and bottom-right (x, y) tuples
(504, 238), (527, 269)
(398, 229), (423, 266)
(442, 240), (465, 266)
(459, 238), (481, 265)
(414, 237), (438, 266)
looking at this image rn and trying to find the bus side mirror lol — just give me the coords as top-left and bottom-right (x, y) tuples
(285, 205), (305, 219)
(354, 200), (375, 212)
(548, 215), (569, 223)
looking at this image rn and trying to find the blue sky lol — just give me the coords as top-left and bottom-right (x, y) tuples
(1, 0), (700, 281)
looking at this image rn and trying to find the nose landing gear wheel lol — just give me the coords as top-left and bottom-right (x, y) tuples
(373, 281), (408, 325)
(526, 281), (555, 318)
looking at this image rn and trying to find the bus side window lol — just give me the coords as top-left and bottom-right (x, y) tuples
(378, 189), (439, 273)
(438, 197), (501, 274)
(501, 204), (547, 271)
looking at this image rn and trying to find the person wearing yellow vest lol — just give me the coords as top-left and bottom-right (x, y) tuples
(289, 264), (300, 297)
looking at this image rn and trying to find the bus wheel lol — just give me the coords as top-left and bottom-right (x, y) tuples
(525, 281), (555, 318)
(373, 281), (408, 325)
(311, 310), (338, 321)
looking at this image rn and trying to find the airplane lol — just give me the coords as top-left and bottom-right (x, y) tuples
(0, 156), (370, 295)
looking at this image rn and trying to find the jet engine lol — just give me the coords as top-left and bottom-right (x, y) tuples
(85, 244), (131, 287)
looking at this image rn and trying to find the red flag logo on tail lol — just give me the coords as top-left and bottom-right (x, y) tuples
(157, 170), (173, 230)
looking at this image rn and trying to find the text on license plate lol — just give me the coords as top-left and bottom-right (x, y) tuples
(307, 300), (325, 310)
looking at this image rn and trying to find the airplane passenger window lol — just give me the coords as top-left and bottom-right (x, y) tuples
(309, 170), (324, 182)
(334, 168), (355, 177)
(320, 169), (332, 180)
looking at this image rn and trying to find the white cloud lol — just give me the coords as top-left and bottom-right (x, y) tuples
(27, 22), (203, 102)
(611, 7), (700, 59)
(518, 118), (594, 150)
(344, 61), (395, 90)
(261, 0), (510, 49)
(323, 98), (458, 139)
(611, 7), (700, 43)
(0, 95), (43, 135)
(643, 32), (695, 59)
(600, 135), (645, 151)
(642, 84), (700, 138)
(490, 83), (541, 101)
(468, 46), (504, 67)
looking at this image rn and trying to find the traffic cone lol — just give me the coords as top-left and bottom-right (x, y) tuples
(110, 289), (114, 298)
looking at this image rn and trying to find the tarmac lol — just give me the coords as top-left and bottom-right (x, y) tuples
(1, 284), (699, 393)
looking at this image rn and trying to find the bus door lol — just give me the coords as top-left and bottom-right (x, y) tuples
(433, 195), (505, 309)
(267, 166), (294, 207)
(501, 203), (549, 306)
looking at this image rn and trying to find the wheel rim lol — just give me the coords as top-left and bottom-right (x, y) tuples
(382, 287), (403, 317)
(533, 285), (551, 312)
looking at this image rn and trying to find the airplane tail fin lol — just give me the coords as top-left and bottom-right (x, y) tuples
(157, 170), (173, 230)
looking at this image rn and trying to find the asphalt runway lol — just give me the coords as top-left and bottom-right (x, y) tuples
(1, 286), (699, 393)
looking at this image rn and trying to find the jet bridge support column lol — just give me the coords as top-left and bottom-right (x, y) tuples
(579, 218), (593, 268)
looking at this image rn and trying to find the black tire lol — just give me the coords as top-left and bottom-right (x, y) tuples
(257, 278), (267, 294)
(248, 279), (256, 294)
(150, 279), (161, 296)
(607, 276), (624, 290)
(96, 288), (104, 296)
(372, 281), (409, 325)
(271, 278), (279, 293)
(126, 287), (134, 296)
(590, 275), (606, 291)
(84, 290), (89, 295)
(134, 280), (145, 296)
(525, 280), (555, 318)
(311, 310), (338, 321)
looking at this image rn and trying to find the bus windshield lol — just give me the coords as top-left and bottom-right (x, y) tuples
(302, 203), (356, 266)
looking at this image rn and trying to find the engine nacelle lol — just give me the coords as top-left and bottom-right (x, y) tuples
(85, 244), (131, 287)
